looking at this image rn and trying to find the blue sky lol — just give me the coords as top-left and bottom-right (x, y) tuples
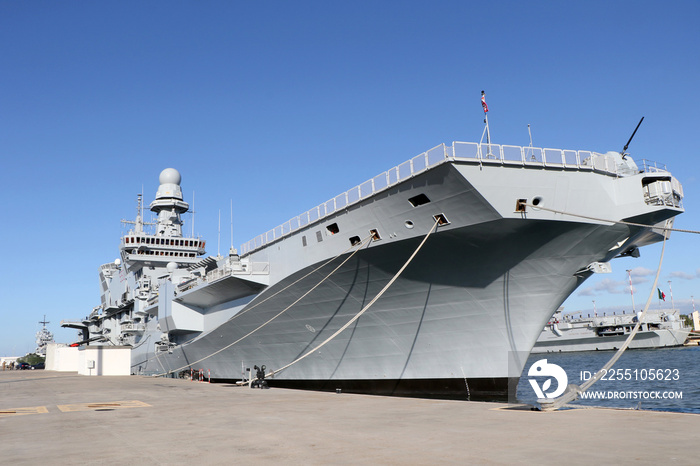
(1, 1), (699, 355)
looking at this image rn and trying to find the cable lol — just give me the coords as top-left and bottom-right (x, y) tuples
(264, 218), (440, 379)
(540, 219), (671, 411)
(153, 233), (375, 376)
(520, 202), (699, 235)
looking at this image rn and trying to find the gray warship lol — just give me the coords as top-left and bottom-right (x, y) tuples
(62, 139), (684, 399)
(533, 309), (690, 353)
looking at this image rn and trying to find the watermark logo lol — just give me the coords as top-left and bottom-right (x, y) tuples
(528, 359), (568, 399)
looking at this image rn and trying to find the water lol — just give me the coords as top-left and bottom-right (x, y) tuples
(516, 345), (700, 413)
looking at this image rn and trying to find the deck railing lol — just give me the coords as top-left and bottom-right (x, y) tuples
(240, 142), (669, 255)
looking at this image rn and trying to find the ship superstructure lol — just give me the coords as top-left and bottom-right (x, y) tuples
(533, 309), (690, 353)
(63, 140), (684, 399)
(35, 315), (54, 356)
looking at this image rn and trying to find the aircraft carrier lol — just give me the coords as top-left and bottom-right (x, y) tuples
(63, 139), (684, 399)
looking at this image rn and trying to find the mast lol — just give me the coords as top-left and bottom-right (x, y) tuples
(626, 269), (635, 312)
(481, 90), (493, 157)
(191, 191), (195, 238)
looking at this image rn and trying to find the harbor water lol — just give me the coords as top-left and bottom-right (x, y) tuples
(517, 345), (700, 413)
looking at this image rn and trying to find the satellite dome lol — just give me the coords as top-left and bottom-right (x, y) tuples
(159, 168), (181, 186)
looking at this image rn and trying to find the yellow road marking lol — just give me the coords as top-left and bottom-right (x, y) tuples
(57, 400), (151, 412)
(0, 406), (49, 418)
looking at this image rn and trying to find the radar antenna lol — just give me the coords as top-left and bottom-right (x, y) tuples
(620, 117), (645, 159)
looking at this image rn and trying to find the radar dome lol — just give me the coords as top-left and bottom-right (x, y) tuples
(166, 262), (178, 273)
(159, 168), (181, 186)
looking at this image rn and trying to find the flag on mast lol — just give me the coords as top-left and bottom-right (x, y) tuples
(657, 288), (666, 301)
(481, 90), (488, 113)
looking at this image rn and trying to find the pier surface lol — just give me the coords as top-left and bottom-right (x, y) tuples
(1, 370), (697, 465)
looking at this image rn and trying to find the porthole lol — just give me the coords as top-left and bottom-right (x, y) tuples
(404, 220), (414, 229)
(532, 196), (544, 211)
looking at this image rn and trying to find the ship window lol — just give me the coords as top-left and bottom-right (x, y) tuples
(165, 239), (170, 245)
(349, 236), (361, 246)
(302, 236), (307, 247)
(408, 193), (431, 207)
(370, 229), (381, 241)
(326, 223), (340, 235)
(316, 231), (323, 242)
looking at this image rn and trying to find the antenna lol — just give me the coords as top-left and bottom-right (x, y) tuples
(527, 124), (535, 161)
(217, 209), (221, 257)
(191, 191), (195, 238)
(230, 199), (234, 251)
(620, 116), (645, 158)
(39, 315), (50, 328)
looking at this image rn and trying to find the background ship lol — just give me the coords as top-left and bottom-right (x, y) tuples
(533, 308), (690, 353)
(62, 139), (684, 399)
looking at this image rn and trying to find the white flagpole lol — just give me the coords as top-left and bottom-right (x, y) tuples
(481, 90), (492, 157)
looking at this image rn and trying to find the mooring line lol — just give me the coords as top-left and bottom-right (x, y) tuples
(520, 202), (699, 235)
(154, 233), (375, 376)
(541, 219), (671, 411)
(264, 218), (440, 379)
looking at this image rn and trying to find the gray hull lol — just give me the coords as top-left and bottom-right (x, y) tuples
(131, 161), (674, 399)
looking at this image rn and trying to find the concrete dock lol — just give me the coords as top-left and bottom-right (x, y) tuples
(1, 370), (697, 465)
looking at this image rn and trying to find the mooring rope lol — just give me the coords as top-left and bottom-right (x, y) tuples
(520, 201), (700, 235)
(540, 220), (671, 411)
(263, 218), (440, 380)
(154, 233), (375, 376)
